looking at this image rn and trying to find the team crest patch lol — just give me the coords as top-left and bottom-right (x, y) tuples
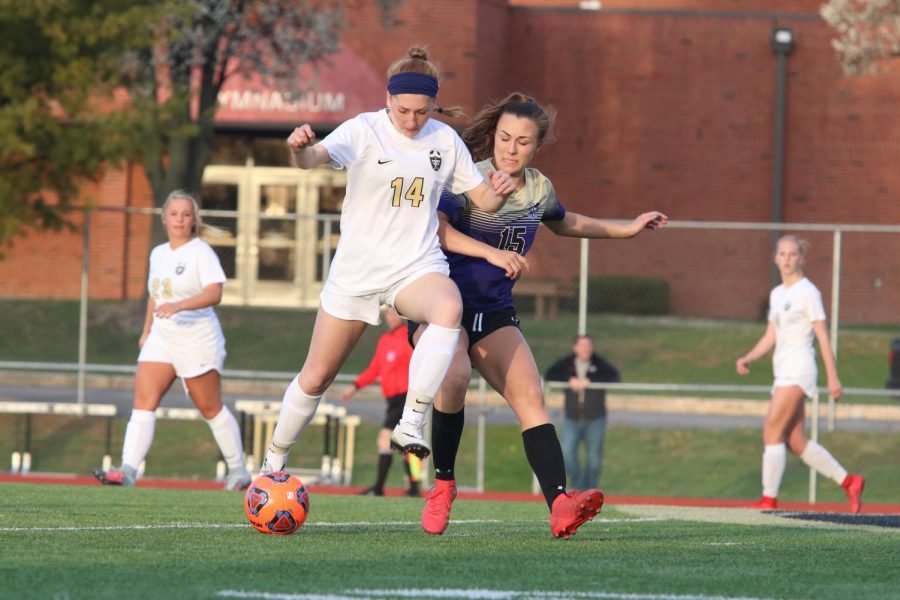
(176, 262), (186, 275)
(429, 149), (442, 171)
(784, 302), (791, 311)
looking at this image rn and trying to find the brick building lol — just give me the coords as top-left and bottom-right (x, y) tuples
(2, 0), (898, 322)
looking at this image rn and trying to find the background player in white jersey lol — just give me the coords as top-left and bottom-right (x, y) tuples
(736, 235), (864, 512)
(94, 191), (251, 490)
(260, 47), (515, 474)
(409, 92), (667, 538)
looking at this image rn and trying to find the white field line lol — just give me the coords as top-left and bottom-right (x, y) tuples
(217, 589), (778, 600)
(0, 517), (665, 533)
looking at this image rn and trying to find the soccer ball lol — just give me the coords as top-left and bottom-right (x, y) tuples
(244, 471), (310, 535)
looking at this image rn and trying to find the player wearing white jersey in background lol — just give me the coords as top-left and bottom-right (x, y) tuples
(736, 235), (864, 512)
(95, 190), (251, 490)
(260, 46), (515, 473)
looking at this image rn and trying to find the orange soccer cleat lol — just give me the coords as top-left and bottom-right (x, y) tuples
(421, 479), (457, 535)
(549, 488), (604, 539)
(747, 495), (778, 510)
(842, 474), (865, 514)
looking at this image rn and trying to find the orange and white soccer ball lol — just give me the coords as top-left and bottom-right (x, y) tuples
(244, 471), (310, 535)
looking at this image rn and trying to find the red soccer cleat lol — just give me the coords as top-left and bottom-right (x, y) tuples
(842, 474), (865, 514)
(421, 479), (457, 535)
(549, 488), (604, 539)
(92, 466), (136, 487)
(747, 495), (778, 510)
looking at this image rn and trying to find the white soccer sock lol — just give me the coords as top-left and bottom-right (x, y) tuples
(800, 440), (848, 485)
(761, 443), (786, 498)
(269, 375), (322, 458)
(121, 409), (156, 471)
(400, 324), (460, 427)
(206, 406), (246, 474)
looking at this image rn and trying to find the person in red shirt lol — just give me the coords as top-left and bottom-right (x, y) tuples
(342, 307), (421, 496)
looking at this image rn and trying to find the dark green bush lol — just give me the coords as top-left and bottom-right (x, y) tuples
(586, 275), (671, 315)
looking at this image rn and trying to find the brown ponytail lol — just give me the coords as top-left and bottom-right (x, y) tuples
(462, 92), (557, 161)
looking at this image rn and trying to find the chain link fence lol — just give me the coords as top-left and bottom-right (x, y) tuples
(1, 206), (899, 397)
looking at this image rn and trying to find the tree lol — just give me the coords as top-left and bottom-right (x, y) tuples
(821, 0), (900, 74)
(0, 1), (401, 250)
(121, 0), (400, 206)
(0, 0), (161, 248)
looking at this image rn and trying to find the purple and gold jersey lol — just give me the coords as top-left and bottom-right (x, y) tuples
(439, 159), (566, 312)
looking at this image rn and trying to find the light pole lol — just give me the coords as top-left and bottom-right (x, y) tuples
(770, 26), (794, 288)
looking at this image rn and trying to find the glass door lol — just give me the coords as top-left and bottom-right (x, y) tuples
(201, 164), (346, 307)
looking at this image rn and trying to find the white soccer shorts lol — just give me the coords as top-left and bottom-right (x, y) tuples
(138, 327), (226, 379)
(320, 257), (450, 325)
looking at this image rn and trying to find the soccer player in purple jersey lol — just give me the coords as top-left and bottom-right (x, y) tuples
(409, 92), (668, 538)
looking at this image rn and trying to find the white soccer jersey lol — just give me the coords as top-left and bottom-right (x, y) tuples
(768, 277), (827, 381)
(146, 237), (226, 340)
(320, 109), (485, 295)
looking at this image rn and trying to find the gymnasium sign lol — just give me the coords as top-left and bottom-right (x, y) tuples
(214, 46), (385, 126)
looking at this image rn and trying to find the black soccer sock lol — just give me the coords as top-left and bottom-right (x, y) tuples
(522, 423), (567, 509)
(373, 452), (392, 493)
(432, 407), (465, 481)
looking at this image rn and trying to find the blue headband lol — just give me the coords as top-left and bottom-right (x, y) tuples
(387, 72), (439, 97)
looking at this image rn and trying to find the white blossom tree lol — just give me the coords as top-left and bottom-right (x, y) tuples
(821, 0), (900, 74)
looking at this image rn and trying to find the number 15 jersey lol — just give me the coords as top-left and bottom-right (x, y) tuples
(439, 159), (567, 312)
(320, 109), (485, 296)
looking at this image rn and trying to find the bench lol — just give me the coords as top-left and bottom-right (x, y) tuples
(513, 278), (576, 320)
(0, 401), (117, 474)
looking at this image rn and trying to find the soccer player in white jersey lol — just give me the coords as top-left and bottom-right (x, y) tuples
(736, 235), (864, 512)
(94, 190), (252, 490)
(409, 93), (667, 538)
(259, 46), (515, 474)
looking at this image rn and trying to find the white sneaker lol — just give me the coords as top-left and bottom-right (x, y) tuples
(260, 448), (287, 474)
(390, 421), (431, 459)
(223, 468), (253, 491)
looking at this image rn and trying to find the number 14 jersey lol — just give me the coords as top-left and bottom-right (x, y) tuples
(320, 109), (484, 296)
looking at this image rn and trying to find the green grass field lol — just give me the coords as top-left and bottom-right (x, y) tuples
(1, 483), (897, 600)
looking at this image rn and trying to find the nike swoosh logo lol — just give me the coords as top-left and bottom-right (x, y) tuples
(414, 398), (429, 406)
(377, 159), (393, 164)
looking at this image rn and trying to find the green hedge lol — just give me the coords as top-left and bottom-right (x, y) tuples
(587, 275), (671, 315)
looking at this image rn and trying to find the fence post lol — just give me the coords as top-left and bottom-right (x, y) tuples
(808, 388), (819, 504)
(77, 210), (91, 406)
(828, 229), (842, 432)
(578, 238), (589, 336)
(476, 376), (486, 493)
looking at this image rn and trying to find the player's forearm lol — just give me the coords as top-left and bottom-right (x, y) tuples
(466, 184), (506, 214)
(815, 327), (840, 380)
(143, 299), (155, 334)
(175, 285), (223, 311)
(743, 331), (776, 363)
(438, 219), (492, 258)
(290, 145), (329, 170)
(549, 213), (620, 239)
